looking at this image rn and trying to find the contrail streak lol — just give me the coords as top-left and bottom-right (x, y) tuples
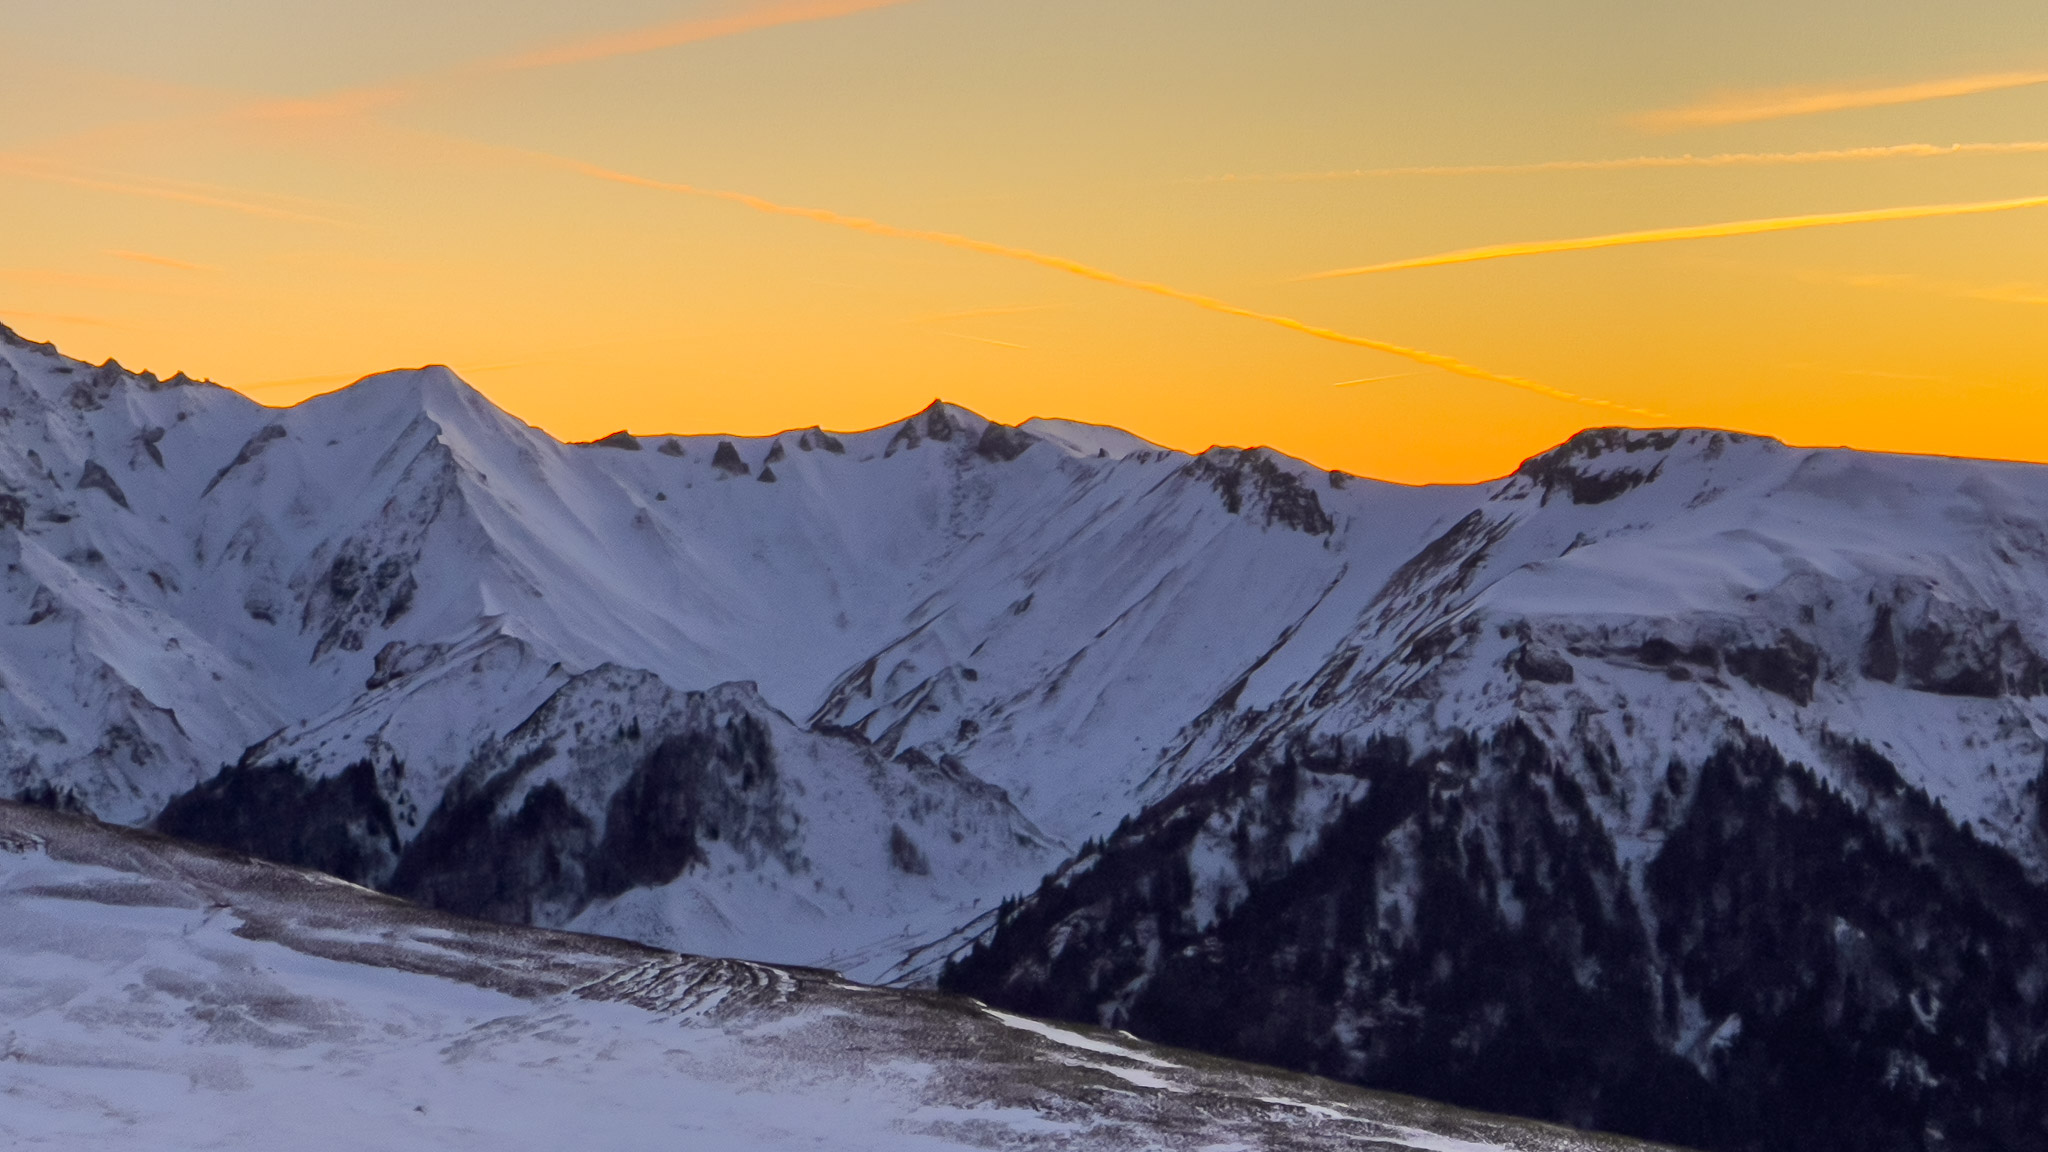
(531, 152), (1653, 416)
(250, 0), (921, 120)
(0, 153), (344, 226)
(1331, 373), (1419, 387)
(1305, 192), (2048, 280)
(1641, 70), (2048, 129)
(1205, 141), (2048, 183)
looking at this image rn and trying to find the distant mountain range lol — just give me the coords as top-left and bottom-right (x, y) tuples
(5, 320), (2046, 1151)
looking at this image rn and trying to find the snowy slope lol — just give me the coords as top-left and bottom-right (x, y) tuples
(0, 800), (1671, 1152)
(0, 322), (1459, 978)
(15, 319), (2048, 1150)
(949, 428), (2048, 1152)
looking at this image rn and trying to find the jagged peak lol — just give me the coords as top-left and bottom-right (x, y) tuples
(879, 398), (1053, 462)
(0, 320), (56, 354)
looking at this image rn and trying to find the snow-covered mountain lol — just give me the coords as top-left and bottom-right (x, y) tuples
(947, 427), (2048, 1151)
(10, 319), (2048, 1150)
(0, 799), (1671, 1151)
(0, 320), (1446, 983)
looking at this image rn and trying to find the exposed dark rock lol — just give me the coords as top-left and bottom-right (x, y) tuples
(66, 362), (131, 411)
(136, 426), (165, 468)
(365, 640), (446, 690)
(26, 587), (60, 625)
(0, 493), (23, 530)
(757, 465), (778, 483)
(13, 782), (90, 815)
(202, 424), (288, 496)
(886, 420), (922, 456)
(156, 759), (402, 888)
(1861, 605), (1900, 682)
(1637, 638), (1718, 670)
(1724, 634), (1820, 705)
(763, 440), (786, 465)
(1515, 428), (1694, 506)
(656, 438), (686, 457)
(1512, 645), (1575, 684)
(1896, 617), (2036, 698)
(586, 430), (642, 451)
(888, 824), (931, 875)
(307, 547), (421, 659)
(886, 405), (963, 456)
(1372, 510), (1510, 618)
(1181, 449), (1334, 535)
(921, 404), (960, 442)
(710, 441), (749, 476)
(76, 461), (129, 510)
(797, 428), (845, 454)
(975, 423), (1036, 463)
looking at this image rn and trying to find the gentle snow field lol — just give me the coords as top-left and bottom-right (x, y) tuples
(0, 803), (1663, 1152)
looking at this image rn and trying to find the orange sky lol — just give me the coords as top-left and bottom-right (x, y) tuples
(2, 0), (2044, 483)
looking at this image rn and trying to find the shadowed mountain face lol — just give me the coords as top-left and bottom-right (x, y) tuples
(8, 323), (2048, 1149)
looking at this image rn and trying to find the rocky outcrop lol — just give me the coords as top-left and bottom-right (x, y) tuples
(1180, 448), (1335, 535)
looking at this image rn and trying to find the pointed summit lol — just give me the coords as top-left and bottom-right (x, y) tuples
(293, 364), (528, 445)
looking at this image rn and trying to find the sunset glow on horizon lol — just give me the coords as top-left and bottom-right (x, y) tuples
(3, 0), (2044, 483)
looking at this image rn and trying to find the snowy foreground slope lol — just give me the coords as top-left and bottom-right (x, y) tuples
(0, 801), (1665, 1152)
(12, 321), (2048, 1150)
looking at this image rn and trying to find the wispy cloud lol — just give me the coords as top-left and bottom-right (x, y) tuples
(0, 309), (125, 330)
(489, 0), (919, 72)
(518, 149), (1654, 417)
(1205, 141), (2048, 183)
(1304, 192), (2048, 280)
(1801, 268), (2048, 309)
(1640, 70), (2048, 130)
(0, 153), (346, 226)
(247, 0), (922, 121)
(106, 250), (220, 273)
(0, 266), (178, 295)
